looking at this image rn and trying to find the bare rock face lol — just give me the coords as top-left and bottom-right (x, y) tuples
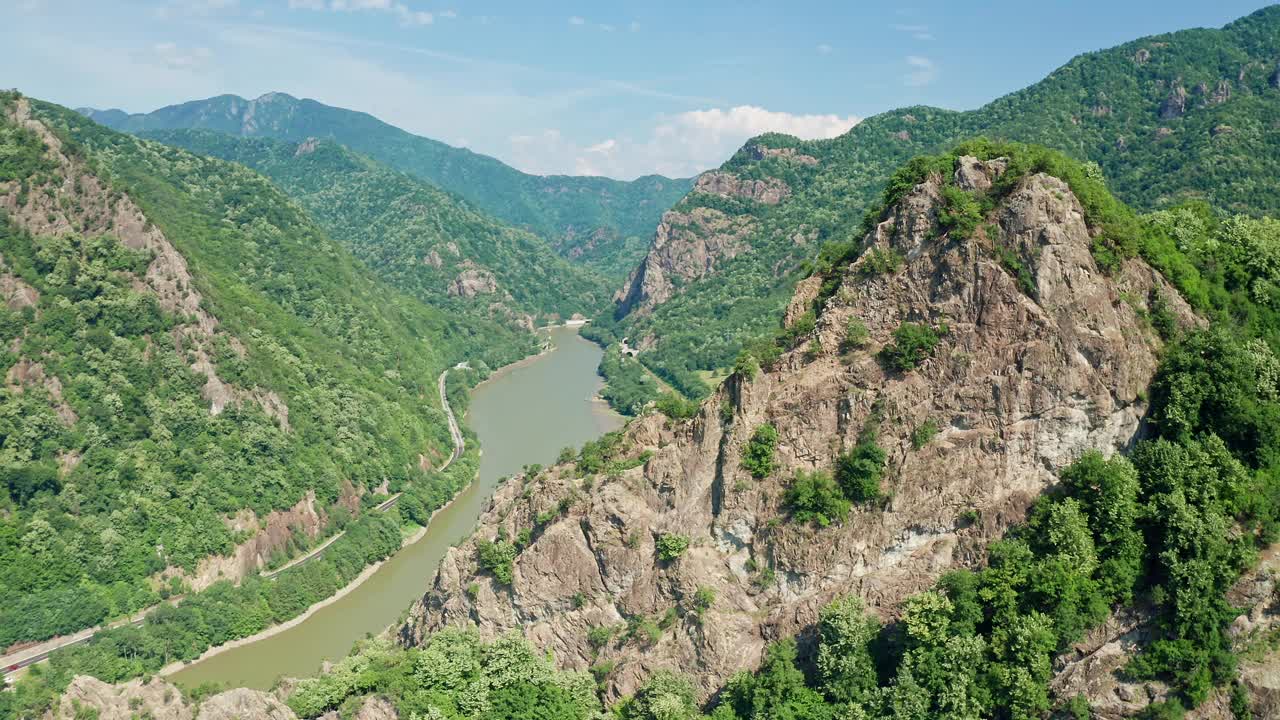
(294, 137), (320, 156)
(1208, 78), (1232, 106)
(50, 675), (298, 720)
(1271, 61), (1280, 89)
(196, 689), (297, 720)
(448, 265), (499, 297)
(403, 169), (1191, 701)
(1159, 84), (1188, 119)
(694, 171), (791, 205)
(0, 255), (39, 310)
(746, 143), (820, 166)
(615, 207), (756, 316)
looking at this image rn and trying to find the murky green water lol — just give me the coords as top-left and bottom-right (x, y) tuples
(170, 326), (621, 690)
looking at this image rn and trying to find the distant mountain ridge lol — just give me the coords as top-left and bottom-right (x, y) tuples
(138, 128), (613, 330)
(80, 93), (694, 279)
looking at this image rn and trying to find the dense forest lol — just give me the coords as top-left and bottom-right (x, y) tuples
(136, 129), (612, 327)
(83, 93), (694, 280)
(596, 6), (1280, 399)
(0, 93), (514, 667)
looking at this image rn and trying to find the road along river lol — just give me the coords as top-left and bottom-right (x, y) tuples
(168, 325), (622, 690)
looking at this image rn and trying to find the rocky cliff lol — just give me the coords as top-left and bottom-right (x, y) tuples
(46, 675), (397, 720)
(401, 158), (1196, 700)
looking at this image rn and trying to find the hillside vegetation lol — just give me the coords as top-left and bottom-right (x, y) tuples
(594, 6), (1280, 398)
(83, 93), (694, 280)
(138, 128), (611, 328)
(0, 93), (513, 659)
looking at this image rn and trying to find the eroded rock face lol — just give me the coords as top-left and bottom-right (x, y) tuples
(615, 206), (756, 316)
(0, 255), (39, 311)
(746, 143), (820, 166)
(1159, 84), (1188, 119)
(403, 168), (1192, 701)
(693, 171), (791, 205)
(50, 675), (302, 720)
(448, 265), (499, 297)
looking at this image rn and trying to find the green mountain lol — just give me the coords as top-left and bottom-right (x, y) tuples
(135, 128), (612, 328)
(80, 93), (694, 280)
(593, 5), (1280, 398)
(0, 92), (513, 652)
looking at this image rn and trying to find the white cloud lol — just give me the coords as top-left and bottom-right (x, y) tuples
(629, 21), (641, 32)
(669, 105), (859, 143)
(289, 0), (433, 26)
(598, 23), (615, 32)
(506, 105), (861, 179)
(439, 9), (457, 18)
(151, 41), (213, 71)
(891, 23), (934, 41)
(568, 16), (585, 25)
(816, 43), (832, 55)
(904, 55), (936, 86)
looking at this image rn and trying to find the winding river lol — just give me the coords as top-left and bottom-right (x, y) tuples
(169, 325), (622, 690)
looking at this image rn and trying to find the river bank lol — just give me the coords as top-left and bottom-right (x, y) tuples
(167, 325), (622, 690)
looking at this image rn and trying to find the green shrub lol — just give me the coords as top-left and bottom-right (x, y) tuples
(859, 248), (904, 276)
(693, 586), (716, 616)
(475, 539), (517, 585)
(587, 624), (614, 650)
(835, 440), (887, 504)
(911, 420), (939, 449)
(655, 534), (690, 562)
(656, 392), (699, 420)
(786, 470), (851, 527)
(741, 424), (780, 479)
(841, 318), (869, 352)
(938, 185), (983, 239)
(879, 322), (943, 371)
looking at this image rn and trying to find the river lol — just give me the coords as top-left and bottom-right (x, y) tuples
(169, 325), (622, 690)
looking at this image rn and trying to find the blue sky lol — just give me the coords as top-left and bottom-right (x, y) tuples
(3, 0), (1272, 179)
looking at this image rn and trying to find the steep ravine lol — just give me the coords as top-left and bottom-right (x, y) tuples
(400, 159), (1197, 701)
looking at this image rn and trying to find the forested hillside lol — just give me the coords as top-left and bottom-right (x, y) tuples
(137, 129), (611, 328)
(81, 93), (694, 280)
(595, 5), (1280, 398)
(0, 93), (511, 656)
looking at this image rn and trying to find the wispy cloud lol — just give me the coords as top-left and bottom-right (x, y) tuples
(151, 41), (213, 71)
(904, 55), (936, 86)
(569, 15), (627, 33)
(816, 43), (832, 55)
(290, 0), (434, 27)
(891, 23), (934, 41)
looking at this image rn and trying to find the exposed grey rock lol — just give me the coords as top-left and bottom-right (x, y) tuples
(404, 171), (1197, 701)
(615, 206), (756, 316)
(1159, 84), (1188, 119)
(693, 171), (791, 205)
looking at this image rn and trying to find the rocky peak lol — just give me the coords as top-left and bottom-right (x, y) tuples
(402, 161), (1195, 700)
(614, 206), (756, 317)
